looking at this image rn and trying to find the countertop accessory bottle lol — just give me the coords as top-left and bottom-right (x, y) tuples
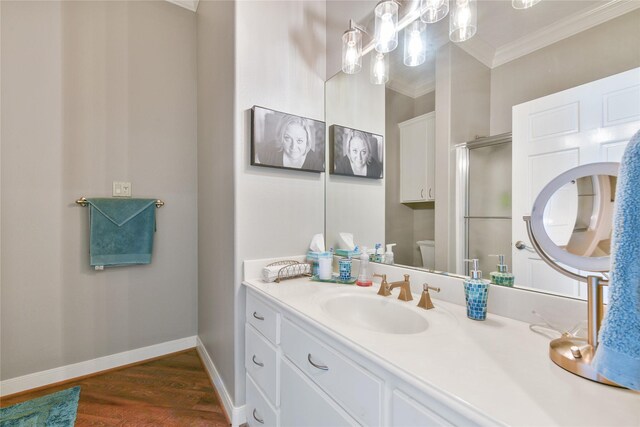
(356, 247), (373, 287)
(338, 258), (352, 282)
(464, 259), (489, 321)
(489, 254), (515, 287)
(384, 243), (396, 265)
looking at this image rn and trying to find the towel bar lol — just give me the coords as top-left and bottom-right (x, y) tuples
(75, 197), (164, 208)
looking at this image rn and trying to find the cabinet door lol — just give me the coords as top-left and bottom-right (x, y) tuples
(280, 358), (357, 427)
(400, 112), (435, 203)
(400, 119), (428, 202)
(247, 374), (279, 427)
(424, 113), (435, 201)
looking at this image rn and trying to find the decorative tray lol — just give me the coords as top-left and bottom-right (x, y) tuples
(310, 275), (356, 284)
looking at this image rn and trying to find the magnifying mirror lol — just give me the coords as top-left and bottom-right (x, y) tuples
(524, 162), (622, 387)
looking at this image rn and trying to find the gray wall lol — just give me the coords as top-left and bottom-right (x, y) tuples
(385, 89), (436, 267)
(1, 1), (198, 380)
(197, 0), (236, 404)
(434, 44), (491, 272)
(490, 9), (640, 135)
(326, 70), (385, 253)
(234, 0), (327, 404)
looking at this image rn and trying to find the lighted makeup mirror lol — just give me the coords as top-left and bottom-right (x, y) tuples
(524, 162), (621, 387)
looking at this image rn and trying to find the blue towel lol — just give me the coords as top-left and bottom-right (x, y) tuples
(86, 198), (157, 267)
(593, 129), (640, 391)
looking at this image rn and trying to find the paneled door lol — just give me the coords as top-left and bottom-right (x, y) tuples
(512, 67), (640, 299)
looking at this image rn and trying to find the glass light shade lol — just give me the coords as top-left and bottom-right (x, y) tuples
(370, 53), (389, 85)
(450, 0), (477, 42)
(420, 0), (449, 24)
(374, 1), (398, 53)
(512, 0), (541, 9)
(342, 29), (362, 74)
(404, 20), (427, 67)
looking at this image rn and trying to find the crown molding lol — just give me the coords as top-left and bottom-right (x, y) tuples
(492, 0), (640, 68)
(166, 0), (199, 13)
(387, 78), (435, 99)
(455, 35), (495, 69)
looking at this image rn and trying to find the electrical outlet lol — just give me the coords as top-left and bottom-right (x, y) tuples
(113, 181), (132, 197)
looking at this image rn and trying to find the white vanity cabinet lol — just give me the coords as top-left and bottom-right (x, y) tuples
(399, 112), (436, 203)
(245, 288), (481, 427)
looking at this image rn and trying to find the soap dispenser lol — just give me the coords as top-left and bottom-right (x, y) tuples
(489, 254), (514, 287)
(356, 247), (373, 287)
(384, 244), (396, 265)
(463, 259), (489, 321)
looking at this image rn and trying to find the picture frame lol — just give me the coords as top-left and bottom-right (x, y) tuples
(331, 124), (384, 179)
(251, 106), (326, 173)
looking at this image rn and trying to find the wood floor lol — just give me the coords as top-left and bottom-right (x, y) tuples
(0, 349), (230, 426)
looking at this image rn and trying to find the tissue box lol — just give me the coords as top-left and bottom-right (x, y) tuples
(307, 251), (330, 276)
(335, 249), (360, 258)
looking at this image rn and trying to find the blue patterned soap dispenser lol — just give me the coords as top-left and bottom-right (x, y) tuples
(463, 259), (489, 321)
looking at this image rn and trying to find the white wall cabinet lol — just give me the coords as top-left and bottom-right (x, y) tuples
(245, 288), (480, 427)
(399, 112), (436, 203)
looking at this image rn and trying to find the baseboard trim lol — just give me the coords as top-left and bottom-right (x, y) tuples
(0, 336), (197, 397)
(196, 337), (246, 427)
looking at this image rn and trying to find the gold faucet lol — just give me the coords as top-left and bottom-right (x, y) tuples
(374, 273), (391, 296)
(417, 283), (441, 310)
(389, 274), (413, 301)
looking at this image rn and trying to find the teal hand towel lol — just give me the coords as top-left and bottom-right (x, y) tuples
(593, 129), (640, 391)
(86, 198), (157, 267)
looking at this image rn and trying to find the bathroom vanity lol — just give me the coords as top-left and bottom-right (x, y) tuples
(242, 270), (639, 427)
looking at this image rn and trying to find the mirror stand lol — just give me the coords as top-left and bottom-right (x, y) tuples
(524, 216), (623, 388)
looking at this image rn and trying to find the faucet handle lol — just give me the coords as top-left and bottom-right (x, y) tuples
(375, 274), (391, 297)
(403, 274), (410, 282)
(418, 283), (439, 310)
(423, 283), (440, 293)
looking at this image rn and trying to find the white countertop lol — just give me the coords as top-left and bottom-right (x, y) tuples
(243, 277), (639, 427)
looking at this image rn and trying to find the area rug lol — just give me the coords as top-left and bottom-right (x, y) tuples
(0, 386), (80, 427)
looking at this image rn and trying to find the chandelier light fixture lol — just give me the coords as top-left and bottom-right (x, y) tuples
(420, 0), (449, 24)
(341, 21), (363, 74)
(374, 0), (399, 53)
(449, 0), (477, 42)
(370, 52), (390, 85)
(341, 0), (536, 83)
(512, 0), (542, 9)
(404, 20), (427, 67)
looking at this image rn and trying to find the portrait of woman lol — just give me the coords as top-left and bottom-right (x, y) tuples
(251, 106), (326, 173)
(332, 125), (384, 179)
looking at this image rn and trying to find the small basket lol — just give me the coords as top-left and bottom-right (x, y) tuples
(267, 260), (312, 283)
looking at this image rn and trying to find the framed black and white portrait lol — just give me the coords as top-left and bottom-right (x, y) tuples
(251, 106), (326, 173)
(331, 125), (384, 179)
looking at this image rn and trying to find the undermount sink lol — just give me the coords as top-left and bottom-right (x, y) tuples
(320, 292), (430, 335)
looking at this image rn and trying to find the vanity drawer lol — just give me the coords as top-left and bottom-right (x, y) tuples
(245, 324), (279, 406)
(246, 374), (279, 427)
(280, 358), (357, 427)
(280, 317), (382, 426)
(247, 290), (280, 345)
(392, 389), (453, 427)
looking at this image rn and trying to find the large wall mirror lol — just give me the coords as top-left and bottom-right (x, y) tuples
(324, 1), (640, 300)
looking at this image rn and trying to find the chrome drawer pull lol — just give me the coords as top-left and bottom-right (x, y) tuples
(253, 408), (264, 424)
(307, 353), (329, 371)
(252, 355), (264, 367)
(253, 311), (264, 321)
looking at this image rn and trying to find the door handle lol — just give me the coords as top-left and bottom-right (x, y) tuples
(252, 311), (264, 321)
(252, 355), (264, 367)
(307, 353), (329, 371)
(252, 409), (264, 424)
(428, 188), (432, 199)
(421, 188), (424, 198)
